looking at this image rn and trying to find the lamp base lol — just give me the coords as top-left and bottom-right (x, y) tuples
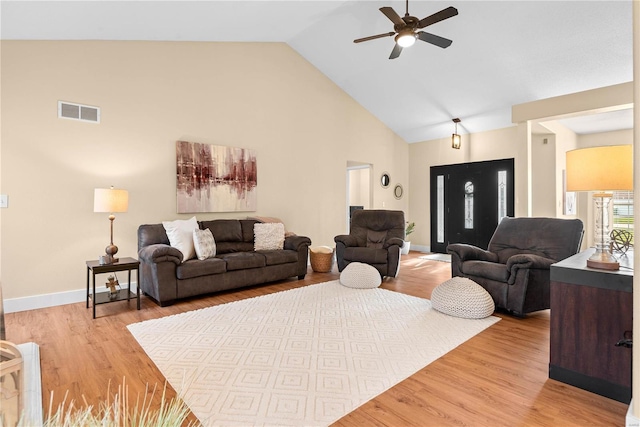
(587, 251), (619, 271)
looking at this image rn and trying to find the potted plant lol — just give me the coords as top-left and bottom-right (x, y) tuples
(402, 221), (415, 255)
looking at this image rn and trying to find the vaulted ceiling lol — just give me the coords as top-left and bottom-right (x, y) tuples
(1, 1), (633, 142)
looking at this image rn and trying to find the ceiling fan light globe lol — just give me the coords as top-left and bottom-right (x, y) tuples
(396, 33), (416, 47)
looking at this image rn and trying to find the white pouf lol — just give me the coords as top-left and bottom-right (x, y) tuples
(340, 262), (382, 289)
(431, 277), (495, 319)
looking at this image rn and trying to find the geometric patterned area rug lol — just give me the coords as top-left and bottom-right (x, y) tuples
(127, 280), (499, 426)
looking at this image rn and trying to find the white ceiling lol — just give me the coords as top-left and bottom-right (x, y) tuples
(0, 0), (633, 142)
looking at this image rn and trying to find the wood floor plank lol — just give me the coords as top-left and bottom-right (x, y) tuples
(5, 253), (627, 426)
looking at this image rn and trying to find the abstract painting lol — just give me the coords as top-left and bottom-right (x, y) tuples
(176, 141), (257, 213)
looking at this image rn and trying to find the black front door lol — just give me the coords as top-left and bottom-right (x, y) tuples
(430, 158), (515, 253)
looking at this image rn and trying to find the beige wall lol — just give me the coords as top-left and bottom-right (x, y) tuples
(0, 40), (409, 300)
(531, 134), (557, 217)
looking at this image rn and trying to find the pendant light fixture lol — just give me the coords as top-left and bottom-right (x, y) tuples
(452, 118), (461, 149)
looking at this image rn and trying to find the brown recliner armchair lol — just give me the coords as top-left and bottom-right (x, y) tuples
(447, 217), (584, 316)
(334, 209), (405, 278)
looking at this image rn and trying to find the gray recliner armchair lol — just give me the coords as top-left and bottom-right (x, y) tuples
(447, 217), (584, 316)
(334, 209), (405, 278)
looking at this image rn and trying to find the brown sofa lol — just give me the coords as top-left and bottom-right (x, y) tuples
(138, 219), (311, 306)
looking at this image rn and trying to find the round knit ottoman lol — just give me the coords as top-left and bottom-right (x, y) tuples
(339, 262), (382, 289)
(431, 277), (495, 319)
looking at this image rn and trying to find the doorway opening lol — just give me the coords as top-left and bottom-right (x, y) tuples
(346, 162), (372, 232)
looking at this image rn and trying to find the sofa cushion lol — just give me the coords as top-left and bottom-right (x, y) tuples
(339, 262), (381, 289)
(219, 252), (266, 271)
(431, 277), (495, 319)
(200, 219), (243, 242)
(366, 230), (387, 249)
(216, 242), (255, 254)
(241, 219), (259, 243)
(162, 216), (198, 262)
(254, 223), (285, 250)
(259, 249), (298, 266)
(193, 228), (216, 260)
(344, 247), (388, 264)
(176, 257), (226, 279)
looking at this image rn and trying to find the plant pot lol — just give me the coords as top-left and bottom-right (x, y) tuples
(401, 241), (411, 255)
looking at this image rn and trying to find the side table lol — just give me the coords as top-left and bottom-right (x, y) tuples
(549, 248), (632, 403)
(86, 257), (140, 319)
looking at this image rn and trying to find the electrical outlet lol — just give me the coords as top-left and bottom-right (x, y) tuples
(0, 195), (7, 208)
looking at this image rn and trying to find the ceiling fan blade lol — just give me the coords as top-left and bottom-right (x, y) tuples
(418, 6), (458, 28)
(354, 32), (396, 43)
(380, 6), (405, 26)
(417, 31), (453, 48)
(389, 44), (403, 59)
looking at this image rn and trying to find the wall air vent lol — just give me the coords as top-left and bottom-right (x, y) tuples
(58, 101), (100, 123)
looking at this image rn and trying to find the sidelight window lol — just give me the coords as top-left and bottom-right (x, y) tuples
(464, 181), (474, 229)
(437, 175), (444, 243)
(498, 170), (507, 223)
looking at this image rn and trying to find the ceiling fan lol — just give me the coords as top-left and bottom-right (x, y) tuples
(354, 0), (458, 59)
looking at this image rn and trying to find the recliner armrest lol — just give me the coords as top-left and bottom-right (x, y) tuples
(505, 254), (555, 285)
(447, 243), (499, 263)
(334, 234), (358, 247)
(384, 237), (404, 248)
(139, 244), (183, 265)
(284, 235), (311, 251)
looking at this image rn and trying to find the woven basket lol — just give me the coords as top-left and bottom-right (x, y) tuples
(309, 246), (335, 273)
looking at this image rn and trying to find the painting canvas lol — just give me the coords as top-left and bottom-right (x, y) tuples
(176, 141), (257, 213)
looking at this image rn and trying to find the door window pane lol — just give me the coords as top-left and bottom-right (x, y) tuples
(437, 175), (444, 243)
(465, 181), (474, 229)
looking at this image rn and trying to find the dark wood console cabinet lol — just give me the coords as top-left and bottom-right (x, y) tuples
(549, 248), (632, 403)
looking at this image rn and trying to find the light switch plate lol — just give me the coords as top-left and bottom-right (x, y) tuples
(0, 195), (8, 208)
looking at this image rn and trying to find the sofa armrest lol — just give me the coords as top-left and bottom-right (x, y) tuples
(334, 234), (358, 247)
(384, 237), (405, 249)
(505, 254), (554, 285)
(284, 235), (312, 251)
(138, 244), (183, 265)
(447, 243), (499, 263)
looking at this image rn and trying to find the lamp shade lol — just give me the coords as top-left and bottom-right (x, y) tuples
(94, 188), (129, 213)
(566, 145), (632, 192)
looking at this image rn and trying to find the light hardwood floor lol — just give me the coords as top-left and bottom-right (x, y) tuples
(5, 253), (627, 426)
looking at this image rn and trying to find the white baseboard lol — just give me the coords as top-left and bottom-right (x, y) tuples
(627, 400), (640, 427)
(411, 244), (430, 253)
(4, 283), (138, 314)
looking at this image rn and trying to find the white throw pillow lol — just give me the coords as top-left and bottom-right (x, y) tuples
(254, 222), (285, 251)
(193, 228), (216, 260)
(162, 216), (198, 262)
